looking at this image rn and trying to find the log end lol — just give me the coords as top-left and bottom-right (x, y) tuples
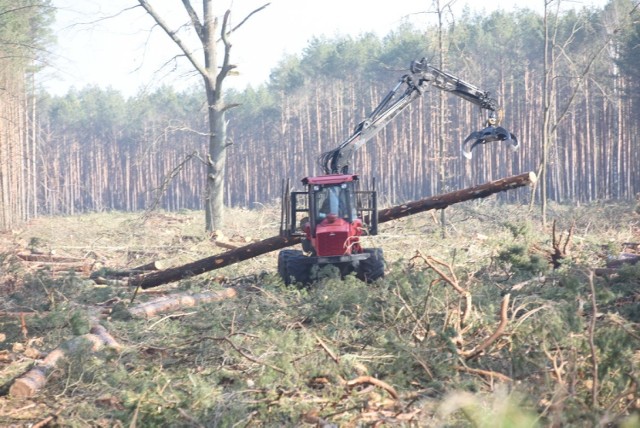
(9, 368), (47, 398)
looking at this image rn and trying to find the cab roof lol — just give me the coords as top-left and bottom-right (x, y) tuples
(302, 174), (359, 186)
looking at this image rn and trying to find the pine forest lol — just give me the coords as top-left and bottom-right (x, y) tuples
(0, 0), (639, 230)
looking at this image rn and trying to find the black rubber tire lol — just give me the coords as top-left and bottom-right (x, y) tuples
(278, 249), (299, 284)
(287, 251), (314, 287)
(357, 248), (385, 283)
(278, 249), (313, 286)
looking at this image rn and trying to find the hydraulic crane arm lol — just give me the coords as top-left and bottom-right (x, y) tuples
(318, 58), (517, 175)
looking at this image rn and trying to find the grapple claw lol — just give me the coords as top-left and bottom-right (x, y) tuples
(462, 124), (519, 160)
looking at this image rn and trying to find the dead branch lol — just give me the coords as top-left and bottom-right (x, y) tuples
(459, 293), (510, 360)
(454, 365), (512, 383)
(391, 287), (430, 342)
(228, 3), (271, 34)
(144, 151), (199, 215)
(543, 344), (568, 385)
(128, 288), (237, 318)
(603, 375), (637, 420)
(410, 251), (467, 296)
(30, 407), (64, 428)
(223, 336), (285, 374)
(594, 267), (621, 277)
(314, 333), (340, 364)
(410, 252), (472, 333)
(344, 376), (399, 400)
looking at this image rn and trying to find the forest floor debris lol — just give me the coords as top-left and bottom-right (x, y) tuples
(1, 202), (639, 426)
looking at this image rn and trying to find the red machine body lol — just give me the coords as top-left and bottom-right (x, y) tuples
(301, 174), (364, 257)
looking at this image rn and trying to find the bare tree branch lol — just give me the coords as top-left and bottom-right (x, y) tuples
(228, 3), (270, 34)
(137, 0), (208, 77)
(181, 0), (204, 41)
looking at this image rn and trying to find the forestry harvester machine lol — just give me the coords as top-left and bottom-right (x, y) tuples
(278, 58), (518, 286)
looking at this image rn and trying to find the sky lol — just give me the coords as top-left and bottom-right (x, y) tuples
(43, 0), (610, 97)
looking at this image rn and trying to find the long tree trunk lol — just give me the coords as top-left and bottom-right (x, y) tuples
(131, 171), (537, 289)
(204, 81), (227, 231)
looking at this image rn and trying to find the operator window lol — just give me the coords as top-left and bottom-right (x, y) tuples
(315, 184), (355, 221)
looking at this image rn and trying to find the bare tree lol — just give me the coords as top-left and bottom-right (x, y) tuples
(136, 0), (269, 231)
(431, 0), (456, 238)
(532, 0), (615, 225)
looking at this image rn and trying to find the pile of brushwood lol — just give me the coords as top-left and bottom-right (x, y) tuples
(0, 201), (639, 427)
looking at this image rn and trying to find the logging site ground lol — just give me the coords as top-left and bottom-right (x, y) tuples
(0, 200), (639, 427)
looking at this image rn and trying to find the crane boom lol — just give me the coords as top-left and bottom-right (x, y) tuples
(318, 58), (517, 175)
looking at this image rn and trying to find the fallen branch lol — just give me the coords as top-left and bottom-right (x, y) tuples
(551, 220), (574, 269)
(344, 375), (399, 400)
(454, 365), (512, 383)
(459, 293), (510, 360)
(410, 251), (467, 296)
(128, 288), (238, 318)
(223, 336), (286, 374)
(315, 333), (340, 364)
(410, 252), (472, 330)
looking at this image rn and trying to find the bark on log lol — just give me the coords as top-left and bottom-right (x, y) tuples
(132, 235), (302, 289)
(131, 172), (536, 289)
(128, 288), (238, 318)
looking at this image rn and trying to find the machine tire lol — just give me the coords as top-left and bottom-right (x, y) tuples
(357, 248), (385, 283)
(287, 251), (314, 287)
(279, 249), (313, 286)
(278, 249), (298, 284)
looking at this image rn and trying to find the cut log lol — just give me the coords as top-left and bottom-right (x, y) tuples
(132, 235), (302, 289)
(131, 172), (536, 289)
(9, 326), (122, 398)
(128, 288), (238, 318)
(606, 253), (640, 268)
(132, 260), (170, 272)
(90, 323), (123, 351)
(374, 171), (537, 223)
